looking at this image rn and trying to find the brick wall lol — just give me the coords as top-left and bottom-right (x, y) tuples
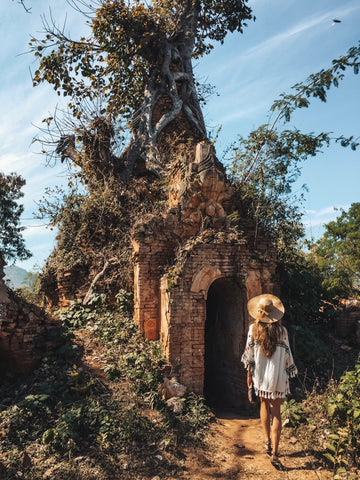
(0, 257), (59, 373)
(131, 140), (280, 407)
(134, 229), (278, 407)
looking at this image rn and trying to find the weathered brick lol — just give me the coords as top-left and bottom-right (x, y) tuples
(128, 142), (281, 407)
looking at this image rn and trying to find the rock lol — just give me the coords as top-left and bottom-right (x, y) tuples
(289, 436), (298, 444)
(159, 377), (186, 400)
(166, 396), (185, 414)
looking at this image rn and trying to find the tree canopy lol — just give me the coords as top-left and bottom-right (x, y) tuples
(30, 1), (360, 311)
(0, 172), (31, 262)
(31, 0), (253, 179)
(309, 203), (360, 300)
(227, 41), (360, 260)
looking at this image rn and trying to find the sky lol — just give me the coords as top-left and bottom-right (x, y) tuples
(1, 0), (360, 272)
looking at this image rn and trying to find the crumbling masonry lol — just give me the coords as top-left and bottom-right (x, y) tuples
(132, 141), (279, 408)
(0, 255), (59, 373)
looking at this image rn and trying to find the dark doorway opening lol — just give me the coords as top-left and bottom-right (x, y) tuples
(204, 277), (247, 409)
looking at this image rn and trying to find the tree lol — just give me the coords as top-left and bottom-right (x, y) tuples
(31, 2), (360, 312)
(225, 43), (360, 352)
(31, 0), (253, 180)
(227, 41), (360, 260)
(0, 172), (31, 262)
(227, 127), (331, 260)
(308, 203), (360, 300)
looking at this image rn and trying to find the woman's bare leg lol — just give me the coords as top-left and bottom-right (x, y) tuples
(269, 398), (282, 456)
(260, 397), (271, 446)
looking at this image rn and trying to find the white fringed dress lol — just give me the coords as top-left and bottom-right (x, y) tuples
(241, 323), (298, 399)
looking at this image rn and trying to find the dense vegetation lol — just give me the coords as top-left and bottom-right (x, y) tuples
(3, 1), (360, 478)
(0, 293), (213, 479)
(282, 359), (360, 478)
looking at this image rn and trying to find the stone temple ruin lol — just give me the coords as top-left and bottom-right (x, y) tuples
(132, 141), (279, 408)
(0, 140), (280, 408)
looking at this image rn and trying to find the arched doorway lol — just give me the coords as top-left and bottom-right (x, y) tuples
(204, 277), (247, 409)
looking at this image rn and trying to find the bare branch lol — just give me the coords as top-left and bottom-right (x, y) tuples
(16, 0), (31, 14)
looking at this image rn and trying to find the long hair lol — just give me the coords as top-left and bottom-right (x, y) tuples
(251, 312), (285, 358)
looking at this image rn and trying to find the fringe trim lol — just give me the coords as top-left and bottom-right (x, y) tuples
(287, 364), (298, 378)
(241, 356), (255, 373)
(254, 388), (288, 400)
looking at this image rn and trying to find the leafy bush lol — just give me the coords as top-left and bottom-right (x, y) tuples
(324, 360), (360, 476)
(0, 291), (213, 479)
(181, 393), (213, 433)
(281, 398), (305, 427)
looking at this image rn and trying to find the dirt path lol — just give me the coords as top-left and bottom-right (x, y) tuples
(75, 329), (333, 480)
(182, 411), (332, 480)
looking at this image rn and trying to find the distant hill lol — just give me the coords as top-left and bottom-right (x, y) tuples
(4, 265), (29, 289)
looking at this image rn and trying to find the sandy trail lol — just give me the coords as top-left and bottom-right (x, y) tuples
(183, 411), (332, 480)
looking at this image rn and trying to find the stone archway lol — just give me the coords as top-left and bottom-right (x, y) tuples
(204, 277), (247, 409)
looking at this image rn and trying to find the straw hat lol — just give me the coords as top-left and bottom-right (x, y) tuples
(247, 294), (285, 323)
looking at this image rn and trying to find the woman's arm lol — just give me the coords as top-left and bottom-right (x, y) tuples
(284, 327), (298, 377)
(247, 368), (253, 387)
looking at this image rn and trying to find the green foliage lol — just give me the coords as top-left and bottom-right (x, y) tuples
(226, 45), (360, 380)
(227, 126), (333, 260)
(38, 174), (165, 300)
(40, 397), (152, 455)
(308, 203), (360, 300)
(181, 393), (212, 433)
(281, 399), (305, 427)
(14, 267), (45, 306)
(227, 42), (360, 266)
(30, 0), (253, 120)
(39, 186), (126, 270)
(0, 294), (212, 478)
(82, 298), (165, 398)
(56, 294), (107, 330)
(0, 172), (31, 261)
(277, 257), (331, 373)
(115, 288), (134, 314)
(271, 41), (360, 131)
(323, 360), (360, 474)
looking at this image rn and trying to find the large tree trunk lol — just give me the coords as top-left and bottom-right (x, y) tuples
(120, 1), (206, 179)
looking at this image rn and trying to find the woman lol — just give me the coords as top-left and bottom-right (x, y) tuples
(241, 294), (297, 469)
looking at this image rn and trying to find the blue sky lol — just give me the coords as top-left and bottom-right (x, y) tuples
(1, 0), (360, 271)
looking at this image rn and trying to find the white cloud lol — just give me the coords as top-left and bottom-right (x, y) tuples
(214, 3), (360, 78)
(22, 224), (52, 238)
(303, 205), (350, 228)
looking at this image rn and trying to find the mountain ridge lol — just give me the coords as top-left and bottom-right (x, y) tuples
(4, 265), (29, 289)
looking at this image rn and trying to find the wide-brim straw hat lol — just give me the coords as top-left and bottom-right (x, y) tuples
(247, 294), (285, 323)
